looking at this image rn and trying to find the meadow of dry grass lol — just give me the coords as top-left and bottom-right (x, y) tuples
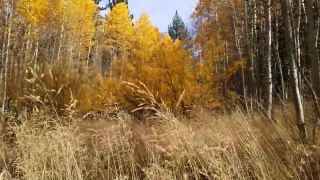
(0, 102), (320, 180)
(0, 82), (320, 180)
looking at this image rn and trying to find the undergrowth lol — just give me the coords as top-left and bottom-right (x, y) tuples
(0, 82), (319, 180)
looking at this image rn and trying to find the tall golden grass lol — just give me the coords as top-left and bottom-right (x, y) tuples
(0, 82), (319, 180)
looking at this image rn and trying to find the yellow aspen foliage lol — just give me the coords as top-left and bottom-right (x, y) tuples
(12, 0), (97, 115)
(16, 0), (96, 56)
(77, 73), (120, 114)
(116, 24), (196, 110)
(16, 0), (49, 28)
(133, 13), (161, 57)
(52, 0), (96, 59)
(124, 13), (161, 80)
(64, 0), (97, 49)
(104, 2), (134, 77)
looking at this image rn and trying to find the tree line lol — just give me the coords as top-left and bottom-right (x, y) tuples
(190, 0), (320, 143)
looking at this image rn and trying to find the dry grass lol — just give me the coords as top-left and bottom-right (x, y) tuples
(1, 83), (320, 180)
(0, 108), (320, 180)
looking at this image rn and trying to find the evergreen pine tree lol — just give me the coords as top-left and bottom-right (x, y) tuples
(168, 10), (188, 41)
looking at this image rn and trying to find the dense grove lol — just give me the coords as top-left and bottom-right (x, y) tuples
(0, 1), (243, 118)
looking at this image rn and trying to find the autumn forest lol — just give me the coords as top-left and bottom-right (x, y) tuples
(0, 0), (320, 179)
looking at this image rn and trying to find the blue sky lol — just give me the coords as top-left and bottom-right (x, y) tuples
(100, 0), (197, 33)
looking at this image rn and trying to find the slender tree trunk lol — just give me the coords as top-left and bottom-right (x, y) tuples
(223, 42), (228, 98)
(315, 0), (320, 46)
(292, 0), (303, 103)
(252, 0), (258, 102)
(77, 41), (82, 71)
(87, 45), (92, 67)
(274, 8), (286, 103)
(281, 0), (308, 142)
(51, 34), (57, 64)
(0, 27), (5, 83)
(57, 25), (64, 62)
(257, 2), (265, 105)
(264, 0), (273, 120)
(1, 0), (12, 119)
(244, 0), (255, 110)
(69, 44), (74, 62)
(230, 0), (249, 113)
(15, 39), (25, 84)
(86, 33), (93, 68)
(34, 41), (39, 70)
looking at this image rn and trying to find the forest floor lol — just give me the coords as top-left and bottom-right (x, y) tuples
(0, 104), (320, 180)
